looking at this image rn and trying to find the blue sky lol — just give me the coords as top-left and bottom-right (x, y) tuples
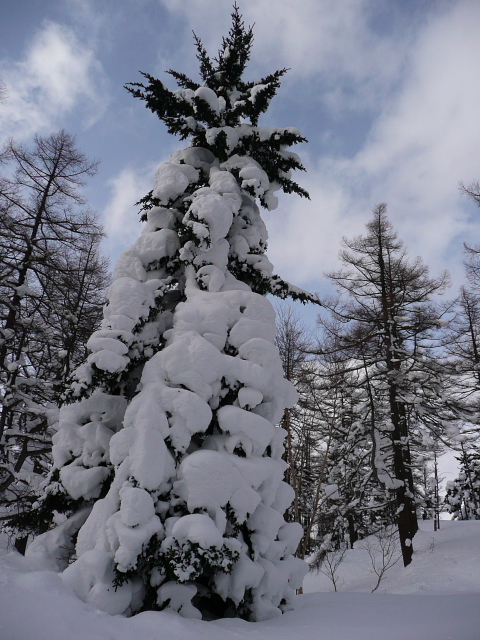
(2, 0), (480, 329)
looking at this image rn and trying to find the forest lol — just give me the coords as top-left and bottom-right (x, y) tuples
(1, 4), (480, 636)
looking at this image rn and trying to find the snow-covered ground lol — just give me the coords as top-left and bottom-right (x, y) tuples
(1, 520), (480, 640)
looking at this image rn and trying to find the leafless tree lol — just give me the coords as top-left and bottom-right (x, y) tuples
(360, 526), (401, 592)
(0, 131), (109, 547)
(275, 303), (312, 527)
(320, 204), (454, 566)
(318, 545), (347, 591)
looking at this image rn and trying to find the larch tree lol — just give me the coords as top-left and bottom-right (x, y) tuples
(26, 9), (314, 621)
(461, 179), (480, 292)
(300, 325), (393, 562)
(442, 286), (480, 424)
(323, 204), (454, 566)
(0, 131), (107, 542)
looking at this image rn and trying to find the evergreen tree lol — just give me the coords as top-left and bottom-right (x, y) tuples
(26, 9), (312, 621)
(445, 444), (480, 520)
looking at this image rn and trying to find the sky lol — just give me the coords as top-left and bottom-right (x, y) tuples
(2, 0), (480, 330)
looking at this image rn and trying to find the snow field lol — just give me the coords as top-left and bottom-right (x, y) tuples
(2, 520), (480, 640)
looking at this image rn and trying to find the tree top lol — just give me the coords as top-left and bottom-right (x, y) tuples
(125, 6), (309, 202)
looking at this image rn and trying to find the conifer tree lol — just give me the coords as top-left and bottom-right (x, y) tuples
(304, 332), (394, 561)
(321, 204), (457, 566)
(274, 305), (312, 529)
(26, 8), (312, 621)
(445, 444), (480, 520)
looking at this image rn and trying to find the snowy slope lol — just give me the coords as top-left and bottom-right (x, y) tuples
(1, 520), (480, 640)
(304, 519), (480, 595)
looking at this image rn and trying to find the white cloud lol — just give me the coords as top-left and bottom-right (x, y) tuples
(101, 164), (157, 263)
(265, 0), (480, 293)
(159, 0), (418, 109)
(0, 20), (109, 143)
(349, 1), (480, 271)
(72, 0), (480, 305)
(265, 167), (367, 289)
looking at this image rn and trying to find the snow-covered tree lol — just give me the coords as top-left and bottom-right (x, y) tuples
(303, 336), (394, 563)
(26, 9), (312, 621)
(413, 432), (444, 530)
(442, 287), (480, 403)
(274, 304), (312, 530)
(445, 444), (480, 520)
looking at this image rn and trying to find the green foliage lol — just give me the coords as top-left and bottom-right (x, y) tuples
(124, 6), (320, 315)
(162, 539), (239, 582)
(125, 5), (308, 203)
(113, 534), (239, 615)
(2, 469), (84, 538)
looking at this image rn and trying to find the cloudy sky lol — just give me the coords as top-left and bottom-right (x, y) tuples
(2, 0), (480, 329)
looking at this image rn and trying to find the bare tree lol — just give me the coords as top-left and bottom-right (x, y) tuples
(0, 131), (108, 544)
(461, 180), (480, 209)
(443, 287), (480, 392)
(360, 526), (401, 592)
(305, 332), (391, 565)
(321, 204), (455, 566)
(461, 180), (480, 288)
(275, 304), (311, 526)
(317, 545), (347, 591)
